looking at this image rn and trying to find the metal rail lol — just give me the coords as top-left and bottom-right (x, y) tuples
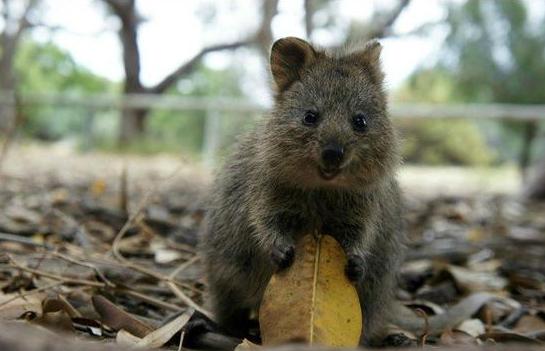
(1, 91), (544, 120)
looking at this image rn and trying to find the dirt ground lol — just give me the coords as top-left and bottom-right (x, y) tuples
(0, 141), (543, 350)
(1, 142), (520, 198)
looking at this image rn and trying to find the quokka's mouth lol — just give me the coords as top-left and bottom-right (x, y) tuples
(319, 167), (341, 180)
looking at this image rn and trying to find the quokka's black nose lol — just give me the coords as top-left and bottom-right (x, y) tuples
(321, 144), (344, 168)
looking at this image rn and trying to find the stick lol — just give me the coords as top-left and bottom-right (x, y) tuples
(0, 281), (63, 308)
(7, 255), (105, 288)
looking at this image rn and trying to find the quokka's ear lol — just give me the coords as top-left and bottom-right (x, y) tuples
(270, 37), (319, 92)
(347, 40), (384, 83)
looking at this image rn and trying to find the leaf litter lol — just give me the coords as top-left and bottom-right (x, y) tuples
(0, 151), (544, 349)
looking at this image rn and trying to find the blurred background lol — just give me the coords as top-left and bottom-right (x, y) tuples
(2, 2), (545, 346)
(1, 0), (544, 198)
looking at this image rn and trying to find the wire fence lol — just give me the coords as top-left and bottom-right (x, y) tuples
(1, 91), (544, 166)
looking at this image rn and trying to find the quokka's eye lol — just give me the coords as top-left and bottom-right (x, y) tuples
(352, 112), (368, 133)
(302, 110), (319, 126)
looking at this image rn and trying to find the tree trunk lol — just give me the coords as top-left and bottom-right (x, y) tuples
(118, 107), (148, 146)
(303, 0), (314, 39)
(524, 135), (545, 200)
(0, 0), (37, 133)
(0, 29), (17, 133)
(518, 120), (538, 180)
(255, 0), (279, 57)
(103, 0), (274, 146)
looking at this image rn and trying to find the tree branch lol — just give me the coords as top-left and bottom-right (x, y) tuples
(150, 0), (279, 94)
(102, 0), (142, 92)
(304, 0), (314, 39)
(148, 0), (279, 95)
(255, 0), (279, 56)
(148, 39), (250, 95)
(367, 0), (412, 39)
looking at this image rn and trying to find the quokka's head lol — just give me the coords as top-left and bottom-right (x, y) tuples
(260, 37), (400, 189)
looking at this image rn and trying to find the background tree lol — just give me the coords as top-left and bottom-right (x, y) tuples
(103, 0), (278, 145)
(14, 40), (112, 140)
(400, 0), (545, 197)
(0, 0), (38, 133)
(442, 0), (544, 171)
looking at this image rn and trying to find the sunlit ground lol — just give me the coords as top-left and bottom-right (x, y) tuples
(2, 142), (520, 198)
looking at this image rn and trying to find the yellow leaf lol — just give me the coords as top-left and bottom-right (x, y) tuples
(90, 179), (107, 197)
(259, 234), (362, 347)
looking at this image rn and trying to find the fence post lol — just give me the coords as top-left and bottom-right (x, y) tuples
(202, 109), (221, 168)
(0, 90), (16, 134)
(81, 108), (96, 152)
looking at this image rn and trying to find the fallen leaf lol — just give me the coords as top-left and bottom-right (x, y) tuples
(43, 295), (81, 318)
(445, 264), (508, 292)
(92, 295), (153, 338)
(478, 331), (544, 344)
(235, 338), (261, 351)
(259, 234), (362, 347)
(514, 315), (545, 334)
(456, 318), (485, 337)
(35, 310), (74, 333)
(0, 293), (46, 320)
(117, 328), (143, 345)
(90, 179), (107, 197)
(440, 329), (476, 346)
(135, 312), (190, 348)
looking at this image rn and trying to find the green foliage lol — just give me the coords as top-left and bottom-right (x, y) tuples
(397, 68), (456, 104)
(16, 41), (111, 94)
(14, 40), (114, 140)
(141, 64), (249, 156)
(395, 68), (496, 166)
(443, 0), (545, 104)
(396, 119), (495, 166)
(398, 0), (545, 165)
(442, 0), (545, 166)
(12, 38), (251, 156)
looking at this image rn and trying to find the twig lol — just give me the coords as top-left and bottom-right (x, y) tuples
(0, 95), (18, 180)
(110, 164), (210, 316)
(0, 281), (63, 308)
(178, 330), (186, 351)
(7, 254), (105, 288)
(120, 162), (129, 216)
(116, 288), (183, 312)
(414, 308), (429, 346)
(52, 209), (92, 249)
(0, 232), (51, 249)
(48, 250), (116, 288)
(168, 255), (199, 280)
(165, 281), (211, 319)
(74, 247), (197, 292)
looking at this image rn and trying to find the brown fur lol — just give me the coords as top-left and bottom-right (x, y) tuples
(200, 37), (404, 345)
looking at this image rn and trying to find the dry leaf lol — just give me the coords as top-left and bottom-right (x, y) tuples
(514, 315), (545, 333)
(116, 328), (144, 346)
(235, 338), (261, 351)
(135, 312), (190, 348)
(259, 234), (362, 347)
(0, 293), (46, 320)
(35, 310), (74, 333)
(456, 318), (485, 337)
(445, 265), (508, 292)
(440, 329), (476, 346)
(92, 295), (153, 338)
(43, 295), (81, 318)
(90, 179), (107, 197)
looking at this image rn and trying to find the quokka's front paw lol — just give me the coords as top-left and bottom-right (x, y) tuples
(345, 254), (366, 282)
(271, 242), (295, 271)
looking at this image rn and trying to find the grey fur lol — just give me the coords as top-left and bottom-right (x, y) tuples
(201, 37), (405, 345)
